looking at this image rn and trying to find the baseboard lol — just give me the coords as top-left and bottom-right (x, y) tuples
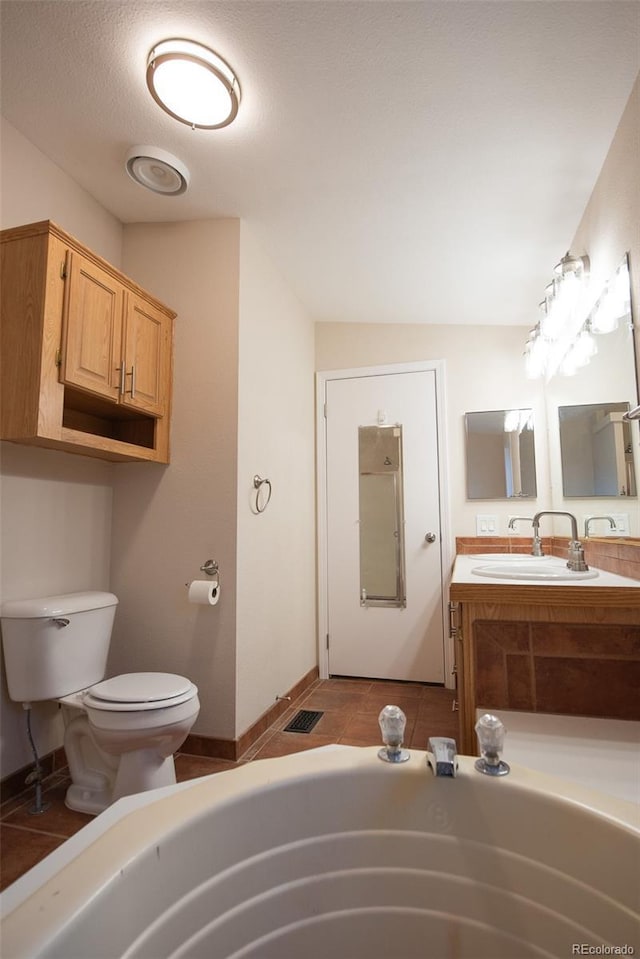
(182, 665), (319, 762)
(1, 667), (321, 793)
(0, 746), (67, 805)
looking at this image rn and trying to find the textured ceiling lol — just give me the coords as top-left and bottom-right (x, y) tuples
(1, 1), (638, 325)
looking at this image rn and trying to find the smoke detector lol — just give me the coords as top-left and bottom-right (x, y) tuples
(125, 146), (190, 195)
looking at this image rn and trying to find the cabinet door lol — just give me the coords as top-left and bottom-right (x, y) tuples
(121, 292), (172, 417)
(60, 251), (123, 401)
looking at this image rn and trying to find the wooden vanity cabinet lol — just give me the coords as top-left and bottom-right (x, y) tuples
(449, 583), (640, 755)
(1, 220), (175, 463)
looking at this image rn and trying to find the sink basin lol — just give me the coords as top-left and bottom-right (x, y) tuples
(472, 562), (599, 581)
(471, 553), (552, 562)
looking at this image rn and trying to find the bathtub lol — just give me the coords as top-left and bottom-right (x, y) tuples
(2, 745), (638, 958)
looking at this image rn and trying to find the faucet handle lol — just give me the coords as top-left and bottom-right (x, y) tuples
(377, 705), (410, 763)
(474, 713), (510, 776)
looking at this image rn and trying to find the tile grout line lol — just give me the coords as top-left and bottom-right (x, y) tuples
(1, 822), (71, 841)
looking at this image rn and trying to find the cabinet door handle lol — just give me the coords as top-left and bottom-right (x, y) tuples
(126, 365), (136, 399)
(448, 601), (459, 638)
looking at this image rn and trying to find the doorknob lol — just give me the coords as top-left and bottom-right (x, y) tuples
(424, 532), (437, 543)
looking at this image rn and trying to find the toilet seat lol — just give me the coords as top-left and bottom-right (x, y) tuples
(83, 672), (198, 712)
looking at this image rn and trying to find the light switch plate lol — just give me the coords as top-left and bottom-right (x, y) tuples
(476, 514), (498, 536)
(608, 513), (629, 535)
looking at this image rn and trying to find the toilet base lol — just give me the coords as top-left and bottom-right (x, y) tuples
(65, 752), (177, 815)
(65, 781), (113, 816)
(112, 750), (177, 804)
(63, 712), (185, 815)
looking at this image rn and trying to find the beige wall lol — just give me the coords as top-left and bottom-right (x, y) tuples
(554, 74), (639, 532)
(110, 220), (316, 742)
(0, 118), (121, 775)
(236, 223), (316, 735)
(109, 220), (241, 740)
(571, 74), (639, 376)
(0, 117), (123, 264)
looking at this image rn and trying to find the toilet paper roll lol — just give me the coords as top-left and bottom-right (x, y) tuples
(188, 580), (220, 606)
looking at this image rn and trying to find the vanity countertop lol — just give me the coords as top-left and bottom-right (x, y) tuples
(450, 554), (640, 606)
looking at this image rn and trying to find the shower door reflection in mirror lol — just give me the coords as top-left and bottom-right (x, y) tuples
(358, 425), (406, 607)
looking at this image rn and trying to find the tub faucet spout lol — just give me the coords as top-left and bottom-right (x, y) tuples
(532, 510), (588, 571)
(427, 737), (458, 777)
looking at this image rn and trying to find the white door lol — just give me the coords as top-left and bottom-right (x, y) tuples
(322, 368), (445, 683)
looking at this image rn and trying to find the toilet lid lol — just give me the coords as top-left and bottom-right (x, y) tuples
(86, 672), (196, 708)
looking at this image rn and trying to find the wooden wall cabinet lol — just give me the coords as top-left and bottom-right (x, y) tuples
(449, 582), (640, 755)
(1, 221), (175, 463)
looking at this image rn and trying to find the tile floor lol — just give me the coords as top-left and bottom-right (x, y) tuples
(0, 677), (456, 891)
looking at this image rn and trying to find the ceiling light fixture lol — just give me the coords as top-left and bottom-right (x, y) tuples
(125, 146), (190, 195)
(146, 38), (241, 129)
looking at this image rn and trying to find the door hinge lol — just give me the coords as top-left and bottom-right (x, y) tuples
(55, 349), (62, 367)
(323, 402), (327, 419)
(326, 633), (330, 650)
(60, 261), (67, 279)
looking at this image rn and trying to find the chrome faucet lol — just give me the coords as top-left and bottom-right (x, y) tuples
(532, 510), (588, 571)
(508, 515), (543, 556)
(507, 516), (533, 529)
(426, 736), (458, 777)
(584, 515), (616, 538)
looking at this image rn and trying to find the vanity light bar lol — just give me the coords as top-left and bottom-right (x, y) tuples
(525, 252), (632, 380)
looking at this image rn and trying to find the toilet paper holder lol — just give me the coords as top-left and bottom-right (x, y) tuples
(185, 559), (219, 589)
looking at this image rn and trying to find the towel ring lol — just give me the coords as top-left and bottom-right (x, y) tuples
(253, 475), (272, 513)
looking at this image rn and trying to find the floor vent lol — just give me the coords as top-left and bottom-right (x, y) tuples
(283, 709), (324, 734)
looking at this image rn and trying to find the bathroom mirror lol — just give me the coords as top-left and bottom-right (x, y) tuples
(465, 409), (537, 500)
(559, 402), (637, 497)
(546, 254), (638, 513)
(358, 425), (406, 608)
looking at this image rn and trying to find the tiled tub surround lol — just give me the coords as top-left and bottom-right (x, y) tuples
(449, 553), (640, 755)
(473, 620), (640, 719)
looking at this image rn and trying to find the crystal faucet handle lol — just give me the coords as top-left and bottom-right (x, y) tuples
(377, 705), (410, 763)
(378, 704), (406, 745)
(474, 713), (510, 776)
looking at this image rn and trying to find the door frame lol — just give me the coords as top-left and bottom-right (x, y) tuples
(316, 360), (454, 686)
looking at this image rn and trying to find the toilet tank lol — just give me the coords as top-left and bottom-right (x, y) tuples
(0, 591), (118, 703)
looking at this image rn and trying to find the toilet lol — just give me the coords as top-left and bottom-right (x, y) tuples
(0, 591), (200, 815)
